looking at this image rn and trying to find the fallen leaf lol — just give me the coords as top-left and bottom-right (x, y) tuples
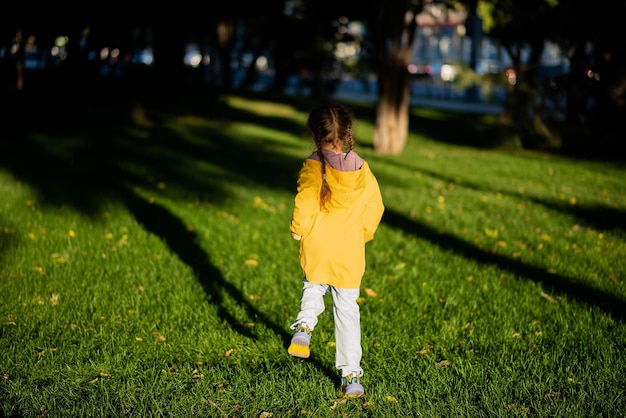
(365, 288), (378, 297)
(484, 228), (498, 238)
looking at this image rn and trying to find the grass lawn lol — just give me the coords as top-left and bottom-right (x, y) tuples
(1, 93), (625, 417)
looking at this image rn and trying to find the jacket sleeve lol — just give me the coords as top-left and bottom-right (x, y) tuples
(290, 163), (320, 238)
(363, 167), (385, 243)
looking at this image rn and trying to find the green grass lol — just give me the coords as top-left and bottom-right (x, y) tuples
(1, 94), (625, 417)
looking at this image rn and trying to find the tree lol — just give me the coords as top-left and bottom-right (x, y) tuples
(546, 0), (626, 150)
(369, 0), (425, 155)
(279, 0), (433, 155)
(478, 0), (626, 152)
(477, 0), (558, 149)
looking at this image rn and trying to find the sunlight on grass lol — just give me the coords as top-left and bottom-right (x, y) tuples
(0, 96), (624, 417)
(225, 94), (304, 120)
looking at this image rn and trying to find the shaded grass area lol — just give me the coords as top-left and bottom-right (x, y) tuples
(1, 92), (625, 417)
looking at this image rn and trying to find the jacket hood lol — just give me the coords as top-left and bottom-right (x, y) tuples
(298, 159), (369, 209)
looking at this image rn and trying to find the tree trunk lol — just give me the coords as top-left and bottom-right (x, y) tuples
(217, 20), (235, 92)
(374, 65), (411, 154)
(372, 1), (421, 155)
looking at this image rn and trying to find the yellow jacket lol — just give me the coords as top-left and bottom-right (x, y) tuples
(290, 159), (384, 288)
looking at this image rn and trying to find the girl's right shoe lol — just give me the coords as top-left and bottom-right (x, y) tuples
(341, 372), (364, 397)
(288, 324), (311, 358)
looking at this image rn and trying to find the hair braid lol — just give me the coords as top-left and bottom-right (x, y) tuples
(317, 144), (331, 210)
(307, 103), (355, 211)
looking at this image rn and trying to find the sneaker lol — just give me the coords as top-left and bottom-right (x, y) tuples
(288, 324), (311, 358)
(341, 372), (364, 397)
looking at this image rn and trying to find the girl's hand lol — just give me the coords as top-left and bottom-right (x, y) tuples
(291, 232), (301, 241)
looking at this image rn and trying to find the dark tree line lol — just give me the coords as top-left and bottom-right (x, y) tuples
(2, 1), (625, 155)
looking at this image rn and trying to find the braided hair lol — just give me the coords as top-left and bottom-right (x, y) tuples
(307, 104), (355, 210)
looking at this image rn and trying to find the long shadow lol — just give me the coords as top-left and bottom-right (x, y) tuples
(382, 208), (626, 322)
(372, 156), (626, 234)
(119, 186), (340, 385)
(0, 98), (341, 384)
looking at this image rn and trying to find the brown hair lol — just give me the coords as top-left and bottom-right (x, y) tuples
(307, 104), (355, 210)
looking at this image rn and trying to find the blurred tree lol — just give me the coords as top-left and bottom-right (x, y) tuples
(478, 0), (557, 149)
(545, 0), (626, 151)
(369, 0), (424, 155)
(305, 0), (431, 155)
(477, 0), (626, 152)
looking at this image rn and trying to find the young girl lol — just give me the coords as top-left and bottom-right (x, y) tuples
(288, 103), (384, 397)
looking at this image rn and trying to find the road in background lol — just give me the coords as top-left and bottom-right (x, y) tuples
(331, 76), (506, 115)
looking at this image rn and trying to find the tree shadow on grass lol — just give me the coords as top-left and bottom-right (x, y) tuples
(374, 157), (626, 234)
(0, 98), (341, 386)
(382, 208), (626, 323)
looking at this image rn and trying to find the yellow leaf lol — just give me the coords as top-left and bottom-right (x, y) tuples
(365, 288), (378, 297)
(484, 228), (498, 238)
(393, 262), (406, 271)
(385, 395), (398, 403)
(224, 349), (234, 357)
(152, 332), (166, 342)
(244, 259), (259, 266)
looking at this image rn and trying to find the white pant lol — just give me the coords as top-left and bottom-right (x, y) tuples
(290, 278), (363, 377)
